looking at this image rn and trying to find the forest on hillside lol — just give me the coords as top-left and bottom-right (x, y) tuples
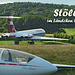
(0, 2), (75, 33)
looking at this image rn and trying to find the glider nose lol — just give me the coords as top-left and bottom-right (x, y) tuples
(30, 57), (58, 74)
(39, 57), (58, 74)
(45, 62), (58, 74)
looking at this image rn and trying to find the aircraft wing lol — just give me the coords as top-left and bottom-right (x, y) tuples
(30, 36), (69, 41)
(53, 64), (75, 68)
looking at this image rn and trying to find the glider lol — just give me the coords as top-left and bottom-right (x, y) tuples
(0, 48), (74, 75)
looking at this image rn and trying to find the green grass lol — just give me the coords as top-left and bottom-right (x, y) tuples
(0, 40), (71, 45)
(0, 33), (3, 36)
(64, 28), (75, 34)
(45, 34), (53, 37)
(0, 45), (75, 75)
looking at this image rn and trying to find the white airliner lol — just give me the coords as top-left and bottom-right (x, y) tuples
(0, 16), (69, 44)
(0, 48), (75, 75)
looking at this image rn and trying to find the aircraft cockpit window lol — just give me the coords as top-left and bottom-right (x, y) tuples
(0, 49), (3, 53)
(2, 50), (9, 61)
(2, 50), (35, 63)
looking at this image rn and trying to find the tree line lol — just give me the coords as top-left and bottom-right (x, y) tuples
(0, 2), (75, 33)
(54, 32), (75, 44)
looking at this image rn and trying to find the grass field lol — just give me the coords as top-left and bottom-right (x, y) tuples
(0, 40), (71, 45)
(0, 45), (75, 75)
(64, 28), (75, 34)
(45, 34), (53, 37)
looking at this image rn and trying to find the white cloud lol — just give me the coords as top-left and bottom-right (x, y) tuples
(0, 1), (13, 4)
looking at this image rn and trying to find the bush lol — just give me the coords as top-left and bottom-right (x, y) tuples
(54, 33), (75, 44)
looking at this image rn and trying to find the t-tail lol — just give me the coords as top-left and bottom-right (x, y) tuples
(0, 16), (21, 33)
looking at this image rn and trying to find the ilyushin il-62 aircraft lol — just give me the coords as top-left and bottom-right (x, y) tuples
(0, 48), (75, 75)
(0, 16), (69, 44)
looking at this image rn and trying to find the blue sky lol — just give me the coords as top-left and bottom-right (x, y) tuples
(0, 0), (75, 5)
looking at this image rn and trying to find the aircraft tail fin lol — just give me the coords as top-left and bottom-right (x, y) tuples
(0, 16), (21, 33)
(8, 18), (17, 33)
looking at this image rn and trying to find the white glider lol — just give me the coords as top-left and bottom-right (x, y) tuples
(0, 48), (75, 75)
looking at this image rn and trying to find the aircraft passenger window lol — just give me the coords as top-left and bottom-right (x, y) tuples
(2, 50), (35, 63)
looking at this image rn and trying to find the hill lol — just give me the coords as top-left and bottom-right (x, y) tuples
(0, 2), (75, 33)
(0, 2), (75, 17)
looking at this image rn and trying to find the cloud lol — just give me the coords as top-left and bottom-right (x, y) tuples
(0, 1), (13, 4)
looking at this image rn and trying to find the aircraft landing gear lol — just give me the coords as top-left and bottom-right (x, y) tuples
(14, 41), (19, 45)
(28, 41), (34, 44)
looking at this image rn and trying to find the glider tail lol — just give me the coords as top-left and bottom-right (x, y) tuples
(8, 18), (17, 33)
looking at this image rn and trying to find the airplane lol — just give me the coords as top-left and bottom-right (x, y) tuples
(0, 16), (69, 44)
(0, 48), (75, 75)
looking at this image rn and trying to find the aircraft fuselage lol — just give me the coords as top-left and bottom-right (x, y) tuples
(0, 48), (58, 75)
(9, 28), (45, 38)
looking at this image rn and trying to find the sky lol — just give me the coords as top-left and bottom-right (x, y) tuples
(0, 0), (75, 5)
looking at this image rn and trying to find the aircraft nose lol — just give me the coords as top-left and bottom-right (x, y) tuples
(30, 57), (58, 74)
(44, 62), (58, 74)
(38, 57), (58, 74)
